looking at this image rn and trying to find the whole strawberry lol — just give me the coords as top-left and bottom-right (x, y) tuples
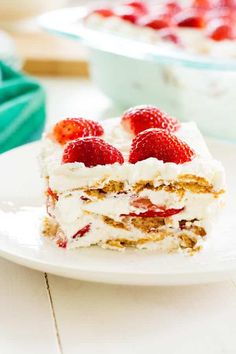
(62, 137), (124, 167)
(129, 128), (195, 164)
(53, 118), (104, 145)
(121, 105), (180, 135)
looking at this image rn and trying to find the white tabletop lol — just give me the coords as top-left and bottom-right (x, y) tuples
(1, 77), (236, 354)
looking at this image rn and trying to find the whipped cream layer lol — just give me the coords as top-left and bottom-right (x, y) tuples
(86, 13), (236, 60)
(40, 118), (225, 193)
(52, 211), (207, 251)
(53, 188), (223, 244)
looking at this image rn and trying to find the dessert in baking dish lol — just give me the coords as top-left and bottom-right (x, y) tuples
(40, 105), (225, 252)
(85, 0), (236, 59)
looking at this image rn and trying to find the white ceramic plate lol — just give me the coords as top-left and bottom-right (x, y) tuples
(0, 141), (236, 286)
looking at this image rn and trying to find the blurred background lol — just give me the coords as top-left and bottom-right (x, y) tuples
(0, 0), (113, 153)
(0, 0), (235, 153)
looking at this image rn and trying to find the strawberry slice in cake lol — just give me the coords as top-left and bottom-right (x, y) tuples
(40, 105), (225, 253)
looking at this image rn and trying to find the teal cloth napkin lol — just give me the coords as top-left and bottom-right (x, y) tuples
(0, 61), (46, 153)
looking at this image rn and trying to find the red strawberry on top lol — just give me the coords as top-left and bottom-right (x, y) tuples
(114, 5), (143, 24)
(165, 1), (182, 15)
(129, 128), (195, 164)
(53, 118), (104, 145)
(93, 8), (114, 17)
(139, 13), (172, 30)
(192, 0), (213, 9)
(206, 19), (235, 40)
(121, 105), (180, 135)
(216, 0), (236, 7)
(125, 1), (148, 14)
(174, 9), (206, 28)
(62, 137), (124, 167)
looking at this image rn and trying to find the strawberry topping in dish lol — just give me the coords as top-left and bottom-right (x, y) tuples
(92, 8), (114, 18)
(87, 0), (236, 43)
(174, 9), (206, 28)
(139, 14), (172, 30)
(206, 19), (235, 40)
(125, 1), (148, 14)
(113, 5), (140, 24)
(165, 1), (182, 15)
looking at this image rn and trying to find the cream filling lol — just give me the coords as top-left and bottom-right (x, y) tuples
(53, 189), (224, 242)
(52, 210), (206, 250)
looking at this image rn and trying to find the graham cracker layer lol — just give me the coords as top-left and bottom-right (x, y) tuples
(42, 217), (58, 238)
(103, 214), (206, 238)
(133, 176), (223, 196)
(105, 232), (199, 252)
(103, 216), (127, 230)
(49, 176), (224, 200)
(42, 214), (205, 253)
(85, 181), (125, 199)
(131, 217), (165, 232)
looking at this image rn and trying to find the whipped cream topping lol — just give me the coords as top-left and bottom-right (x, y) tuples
(40, 118), (225, 192)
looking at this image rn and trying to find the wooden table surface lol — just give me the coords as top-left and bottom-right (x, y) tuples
(1, 77), (236, 354)
(13, 31), (89, 77)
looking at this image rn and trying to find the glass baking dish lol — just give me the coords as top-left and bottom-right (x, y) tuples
(39, 6), (236, 141)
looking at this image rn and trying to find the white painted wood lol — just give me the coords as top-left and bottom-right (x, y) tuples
(48, 275), (236, 354)
(0, 258), (59, 354)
